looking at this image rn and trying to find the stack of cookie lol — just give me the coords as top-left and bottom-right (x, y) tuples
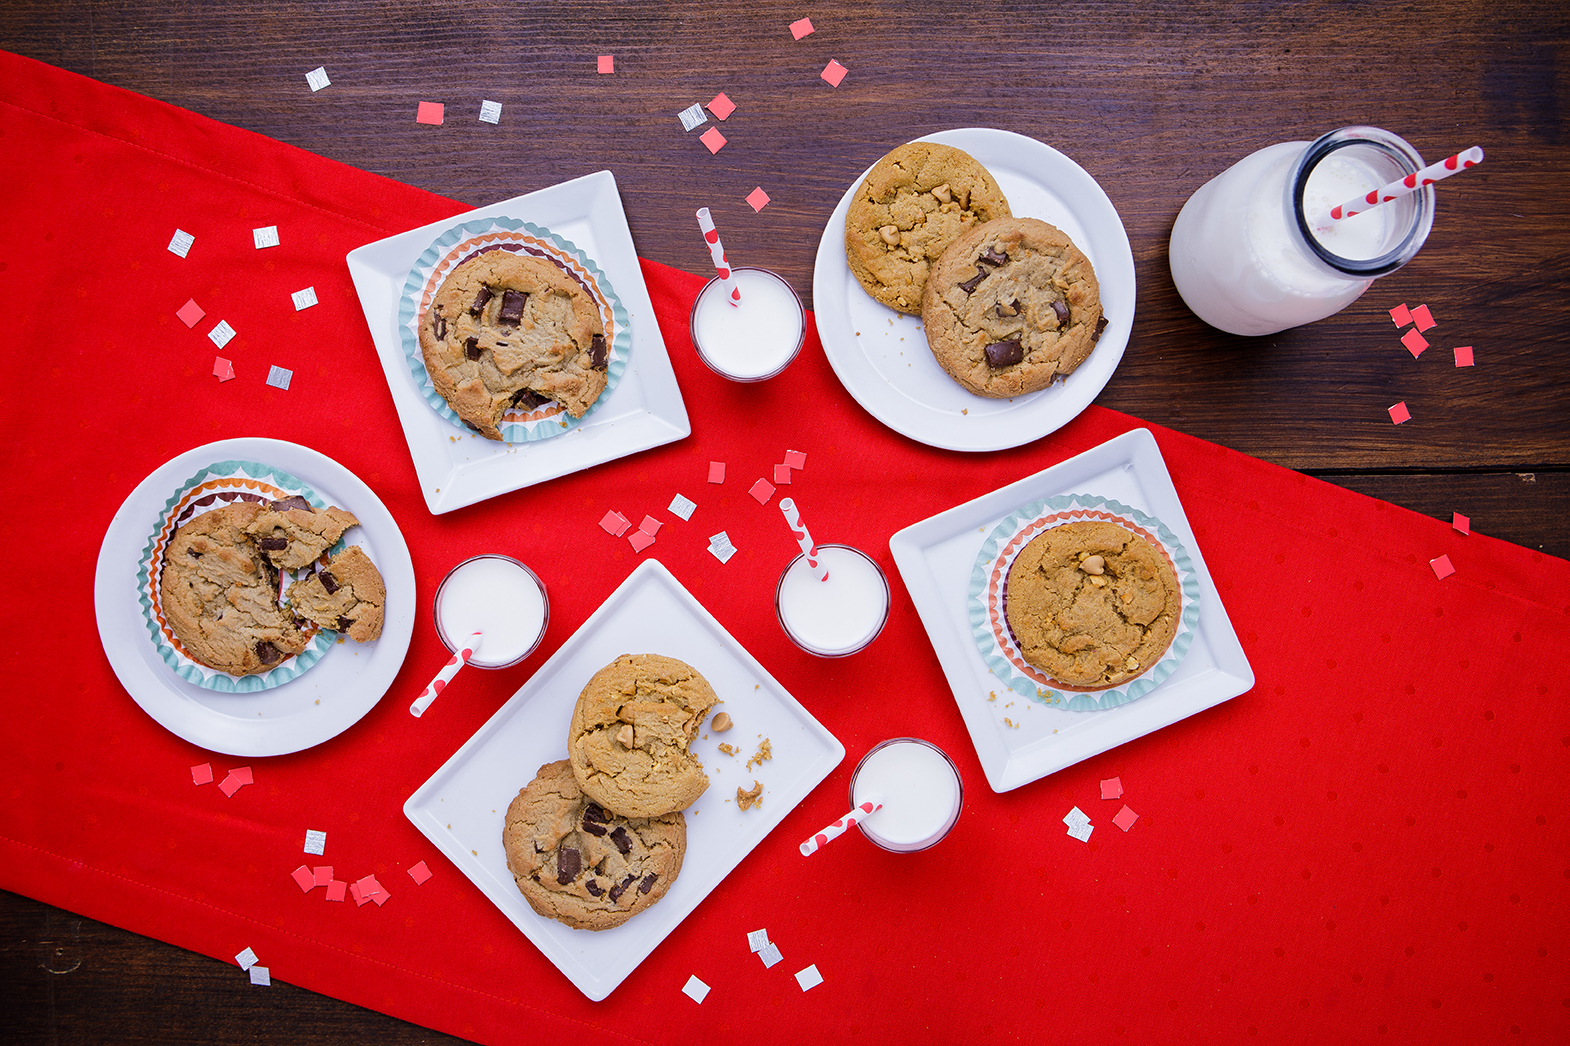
(502, 653), (720, 931)
(845, 140), (1107, 398)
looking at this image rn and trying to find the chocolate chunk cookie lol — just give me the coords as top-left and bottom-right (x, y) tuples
(503, 760), (685, 931)
(922, 217), (1104, 398)
(844, 141), (1011, 314)
(286, 545), (386, 643)
(159, 502), (313, 676)
(419, 248), (610, 441)
(1004, 521), (1179, 689)
(568, 654), (721, 818)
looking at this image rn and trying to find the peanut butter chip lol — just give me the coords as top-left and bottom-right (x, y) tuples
(711, 711), (732, 732)
(616, 723), (634, 749)
(1088, 574), (1107, 587)
(932, 182), (953, 204)
(878, 224), (901, 245)
(1081, 554), (1106, 575)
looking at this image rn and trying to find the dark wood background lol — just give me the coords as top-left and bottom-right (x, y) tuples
(3, 1), (1566, 1041)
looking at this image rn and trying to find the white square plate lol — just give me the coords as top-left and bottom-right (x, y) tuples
(346, 171), (690, 514)
(888, 428), (1254, 792)
(403, 559), (845, 1000)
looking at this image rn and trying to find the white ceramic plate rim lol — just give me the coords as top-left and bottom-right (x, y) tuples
(94, 438), (416, 757)
(888, 428), (1254, 791)
(403, 559), (845, 1001)
(811, 128), (1136, 452)
(346, 171), (690, 514)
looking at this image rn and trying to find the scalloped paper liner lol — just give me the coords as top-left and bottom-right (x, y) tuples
(137, 459), (338, 693)
(397, 217), (631, 443)
(967, 493), (1201, 711)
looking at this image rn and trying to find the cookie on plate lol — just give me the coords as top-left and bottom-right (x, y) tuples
(844, 141), (1011, 315)
(286, 544), (386, 643)
(568, 653), (721, 818)
(922, 217), (1104, 398)
(159, 502), (314, 676)
(1004, 520), (1179, 689)
(244, 497), (359, 570)
(419, 248), (609, 441)
(503, 759), (686, 931)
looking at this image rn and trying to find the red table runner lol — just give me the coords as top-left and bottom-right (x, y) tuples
(2, 51), (1566, 1045)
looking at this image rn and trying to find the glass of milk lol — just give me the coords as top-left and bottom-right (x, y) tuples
(774, 543), (891, 657)
(688, 266), (807, 381)
(432, 555), (549, 669)
(1168, 126), (1435, 336)
(850, 739), (964, 852)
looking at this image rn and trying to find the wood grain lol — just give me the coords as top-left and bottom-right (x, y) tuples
(2, 1), (1567, 1040)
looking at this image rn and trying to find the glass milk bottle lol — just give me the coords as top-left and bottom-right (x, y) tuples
(1168, 126), (1435, 336)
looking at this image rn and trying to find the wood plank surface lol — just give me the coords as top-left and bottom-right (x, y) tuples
(2, 1), (1566, 1041)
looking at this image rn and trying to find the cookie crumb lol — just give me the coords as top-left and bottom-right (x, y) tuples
(745, 738), (773, 772)
(737, 781), (763, 810)
(718, 743), (737, 756)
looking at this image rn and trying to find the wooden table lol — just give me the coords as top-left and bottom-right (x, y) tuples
(3, 1), (1565, 1041)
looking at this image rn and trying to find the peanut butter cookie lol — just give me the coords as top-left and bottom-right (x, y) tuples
(844, 141), (1011, 314)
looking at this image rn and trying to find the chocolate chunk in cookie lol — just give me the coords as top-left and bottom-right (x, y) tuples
(922, 217), (1103, 398)
(844, 141), (1011, 315)
(502, 760), (686, 931)
(1003, 520), (1179, 689)
(568, 653), (721, 818)
(419, 248), (609, 441)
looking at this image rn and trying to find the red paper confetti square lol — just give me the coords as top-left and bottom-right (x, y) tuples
(230, 767), (253, 785)
(1113, 805), (1139, 832)
(1400, 328), (1429, 357)
(1452, 512), (1470, 535)
(291, 865), (316, 893)
(213, 357), (235, 382)
(707, 92), (736, 120)
(629, 529), (656, 553)
(639, 515), (663, 536)
(699, 127), (727, 154)
(820, 60), (848, 87)
(1430, 554), (1455, 580)
(783, 449), (807, 470)
(789, 17), (815, 39)
(325, 880), (347, 902)
(1100, 777), (1123, 800)
(1410, 303), (1436, 332)
(597, 55), (615, 74)
(218, 767), (251, 797)
(349, 881), (369, 906)
(176, 298), (206, 328)
(746, 186), (770, 212)
(1387, 401), (1411, 425)
(749, 478), (776, 505)
(1388, 303), (1411, 328)
(416, 101), (444, 125)
(599, 510), (631, 537)
(408, 861), (433, 885)
(190, 763), (213, 786)
(708, 461), (726, 484)
(1453, 345), (1474, 367)
(773, 464), (793, 485)
(313, 866), (333, 887)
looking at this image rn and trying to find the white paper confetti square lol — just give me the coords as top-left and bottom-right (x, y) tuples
(677, 102), (708, 131)
(235, 947), (258, 970)
(208, 321), (236, 349)
(267, 365), (293, 390)
(253, 225), (280, 249)
(682, 974), (710, 1003)
(747, 928), (770, 953)
(1066, 821), (1094, 843)
(291, 286), (318, 311)
(1063, 806), (1091, 830)
(759, 941), (783, 968)
(478, 99), (502, 124)
(303, 829), (326, 855)
(167, 229), (195, 258)
(795, 964), (823, 991)
(305, 66), (330, 92)
(668, 493), (697, 521)
(249, 965), (271, 986)
(708, 532), (737, 564)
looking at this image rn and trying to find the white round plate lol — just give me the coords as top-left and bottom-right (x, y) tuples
(94, 439), (416, 757)
(811, 128), (1136, 452)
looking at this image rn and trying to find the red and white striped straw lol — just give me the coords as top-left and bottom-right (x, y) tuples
(695, 207), (741, 305)
(799, 797), (884, 856)
(1329, 146), (1484, 221)
(778, 497), (828, 581)
(410, 631), (482, 717)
